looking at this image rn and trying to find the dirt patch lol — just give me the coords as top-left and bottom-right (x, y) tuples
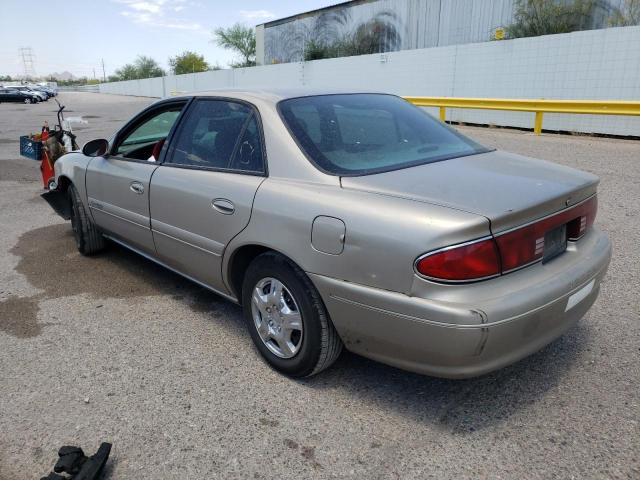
(10, 223), (225, 305)
(282, 439), (322, 469)
(259, 418), (279, 427)
(284, 439), (298, 450)
(0, 295), (42, 338)
(301, 445), (316, 461)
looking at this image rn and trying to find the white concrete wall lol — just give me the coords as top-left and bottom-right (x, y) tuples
(99, 26), (640, 136)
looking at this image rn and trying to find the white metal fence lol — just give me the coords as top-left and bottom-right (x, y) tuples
(99, 26), (640, 136)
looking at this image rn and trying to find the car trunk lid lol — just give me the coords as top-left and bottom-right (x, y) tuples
(340, 150), (599, 233)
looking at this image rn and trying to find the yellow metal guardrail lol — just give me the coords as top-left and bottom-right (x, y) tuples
(404, 97), (640, 135)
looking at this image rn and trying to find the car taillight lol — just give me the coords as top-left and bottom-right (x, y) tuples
(415, 238), (501, 282)
(567, 195), (597, 240)
(494, 222), (547, 272)
(495, 195), (598, 272)
(416, 195), (597, 282)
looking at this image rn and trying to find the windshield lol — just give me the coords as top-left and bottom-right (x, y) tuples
(278, 94), (489, 176)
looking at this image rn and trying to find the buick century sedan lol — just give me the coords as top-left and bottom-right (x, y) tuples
(45, 90), (611, 378)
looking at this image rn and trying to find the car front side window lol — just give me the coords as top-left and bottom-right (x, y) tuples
(168, 99), (265, 174)
(114, 107), (184, 160)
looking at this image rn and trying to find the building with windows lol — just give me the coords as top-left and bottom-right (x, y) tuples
(256, 0), (626, 65)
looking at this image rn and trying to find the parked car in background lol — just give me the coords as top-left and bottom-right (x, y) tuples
(43, 84), (58, 96)
(0, 87), (38, 103)
(12, 86), (46, 102)
(30, 85), (54, 98)
(39, 84), (57, 96)
(44, 90), (611, 379)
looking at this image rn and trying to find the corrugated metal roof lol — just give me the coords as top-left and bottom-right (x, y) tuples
(258, 0), (377, 27)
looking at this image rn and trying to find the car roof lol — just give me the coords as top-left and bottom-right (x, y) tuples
(170, 88), (390, 105)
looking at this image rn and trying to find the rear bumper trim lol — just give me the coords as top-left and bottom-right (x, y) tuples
(330, 268), (606, 330)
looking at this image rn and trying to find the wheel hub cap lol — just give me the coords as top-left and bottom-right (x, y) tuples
(251, 277), (303, 359)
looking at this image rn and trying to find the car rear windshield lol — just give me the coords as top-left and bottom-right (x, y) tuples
(278, 94), (489, 176)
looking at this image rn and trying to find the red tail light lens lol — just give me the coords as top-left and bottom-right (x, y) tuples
(495, 195), (598, 272)
(495, 222), (547, 272)
(416, 195), (597, 282)
(567, 195), (597, 240)
(415, 238), (501, 282)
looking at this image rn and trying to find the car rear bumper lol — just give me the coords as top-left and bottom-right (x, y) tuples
(309, 227), (611, 378)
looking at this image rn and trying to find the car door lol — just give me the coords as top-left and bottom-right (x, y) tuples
(150, 98), (267, 294)
(85, 100), (188, 255)
(3, 90), (20, 102)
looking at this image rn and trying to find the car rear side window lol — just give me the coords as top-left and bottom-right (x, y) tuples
(168, 99), (265, 174)
(278, 94), (489, 176)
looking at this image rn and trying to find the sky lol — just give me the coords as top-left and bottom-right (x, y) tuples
(0, 0), (339, 78)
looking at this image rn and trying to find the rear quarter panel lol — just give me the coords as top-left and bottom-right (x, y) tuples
(224, 178), (491, 295)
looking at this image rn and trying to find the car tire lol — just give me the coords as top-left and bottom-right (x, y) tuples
(242, 252), (343, 377)
(24, 98), (30, 104)
(69, 184), (105, 255)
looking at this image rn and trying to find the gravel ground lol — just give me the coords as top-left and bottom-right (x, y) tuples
(0, 93), (638, 479)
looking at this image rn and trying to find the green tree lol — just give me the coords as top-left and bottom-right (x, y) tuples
(169, 51), (210, 75)
(111, 56), (165, 81)
(506, 0), (596, 39)
(55, 77), (90, 86)
(134, 55), (166, 78)
(212, 23), (256, 67)
(609, 0), (640, 26)
(114, 63), (138, 81)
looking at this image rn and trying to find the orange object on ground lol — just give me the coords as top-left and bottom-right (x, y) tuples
(40, 150), (56, 190)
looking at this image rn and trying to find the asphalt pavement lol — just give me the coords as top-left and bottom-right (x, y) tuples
(0, 93), (638, 479)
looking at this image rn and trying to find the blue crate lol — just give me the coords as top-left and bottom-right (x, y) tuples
(19, 135), (43, 161)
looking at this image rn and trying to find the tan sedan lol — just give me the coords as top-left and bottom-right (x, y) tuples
(44, 90), (611, 378)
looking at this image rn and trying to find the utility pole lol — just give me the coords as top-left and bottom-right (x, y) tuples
(19, 47), (36, 79)
(93, 68), (96, 80)
(101, 58), (106, 82)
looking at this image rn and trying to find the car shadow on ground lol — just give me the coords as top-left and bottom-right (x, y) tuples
(9, 222), (589, 435)
(301, 323), (589, 433)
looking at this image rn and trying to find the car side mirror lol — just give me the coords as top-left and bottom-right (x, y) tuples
(82, 139), (109, 157)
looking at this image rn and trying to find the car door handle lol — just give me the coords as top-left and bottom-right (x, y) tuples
(130, 181), (144, 195)
(212, 198), (235, 215)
